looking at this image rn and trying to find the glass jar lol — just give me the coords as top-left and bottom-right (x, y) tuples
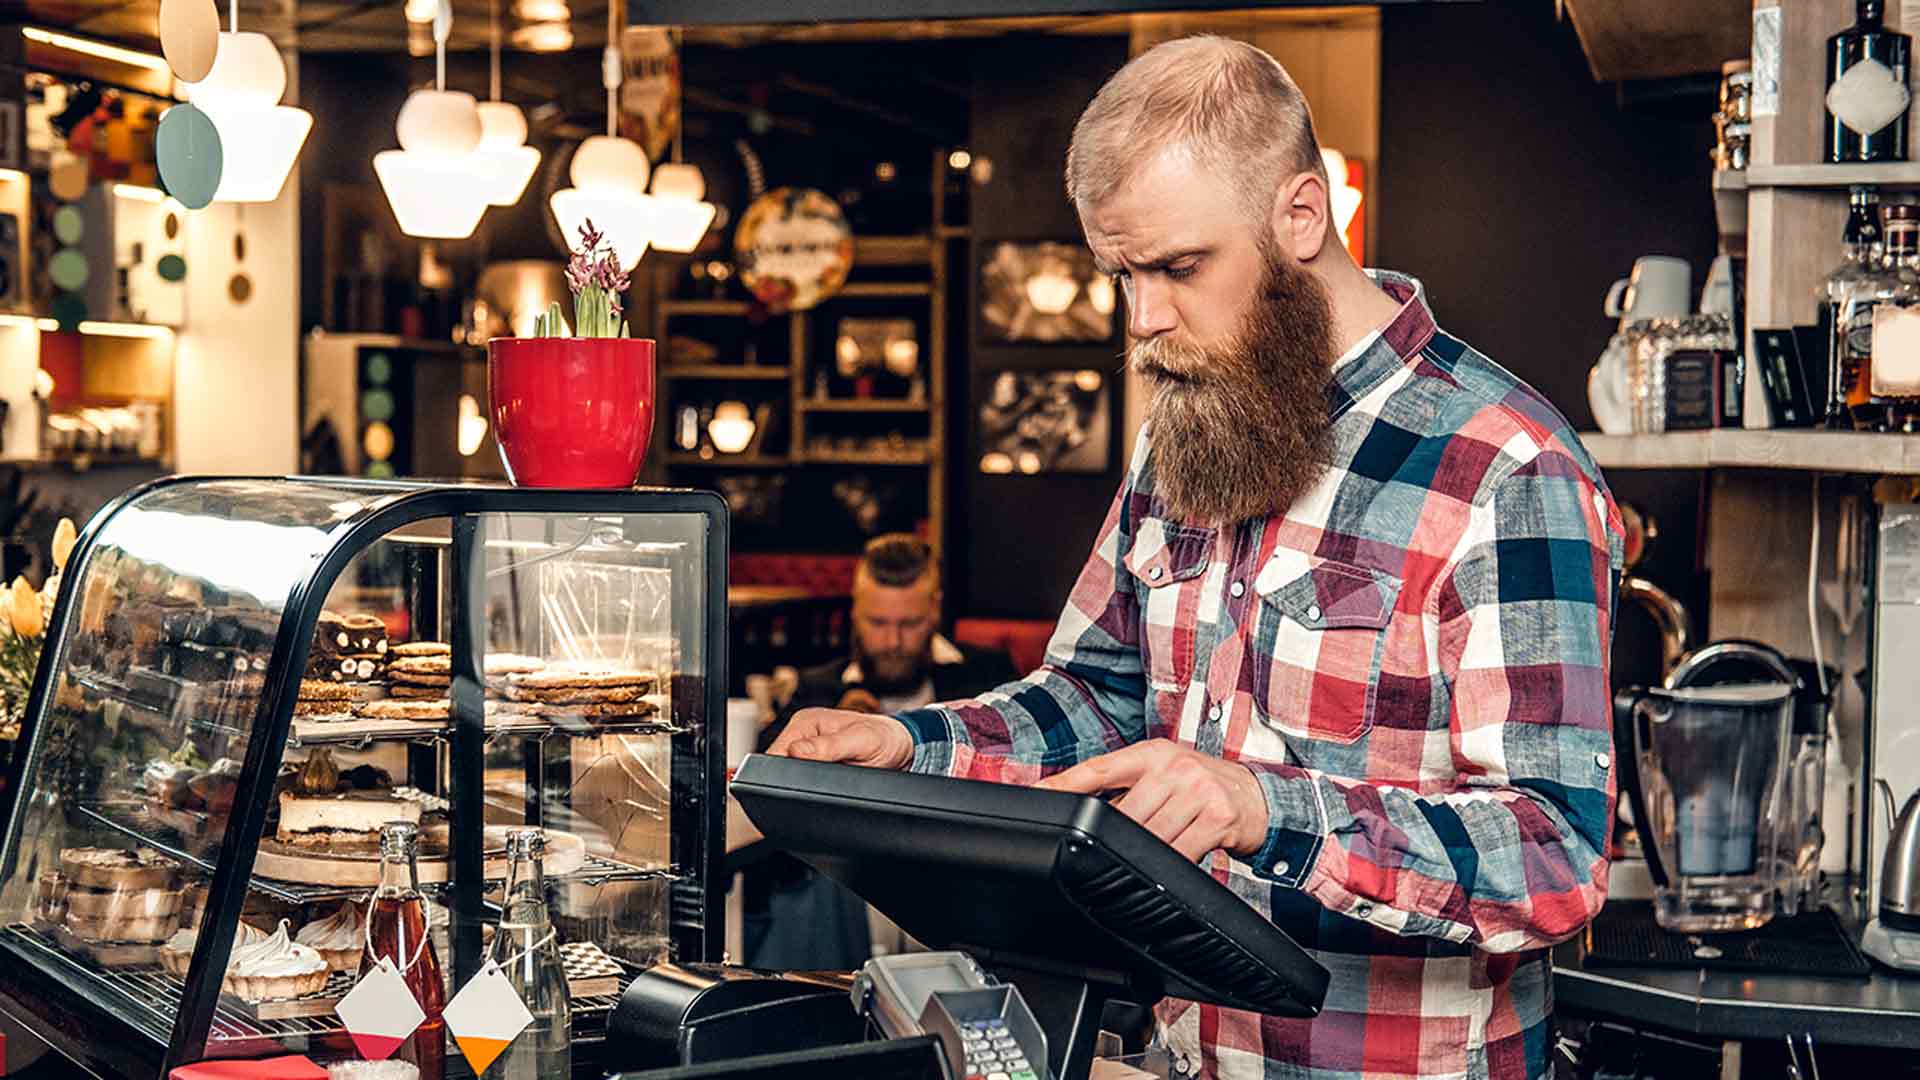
(1625, 314), (1737, 433)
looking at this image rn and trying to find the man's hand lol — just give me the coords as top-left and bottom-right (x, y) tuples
(1036, 739), (1270, 862)
(836, 687), (883, 714)
(767, 707), (914, 770)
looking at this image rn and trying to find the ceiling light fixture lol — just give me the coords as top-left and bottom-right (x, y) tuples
(643, 30), (717, 256)
(549, 5), (654, 270)
(513, 0), (571, 22)
(22, 27), (170, 73)
(510, 21), (572, 51)
(474, 0), (540, 207)
(374, 0), (488, 239)
(177, 4), (313, 203)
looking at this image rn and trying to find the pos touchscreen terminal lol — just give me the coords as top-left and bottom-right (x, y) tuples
(730, 754), (1329, 1080)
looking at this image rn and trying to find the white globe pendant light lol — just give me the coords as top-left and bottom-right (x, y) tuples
(549, 12), (654, 271)
(647, 162), (717, 253)
(474, 0), (540, 207)
(373, 0), (488, 239)
(175, 21), (311, 202)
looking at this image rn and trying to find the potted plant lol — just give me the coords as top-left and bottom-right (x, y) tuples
(488, 220), (657, 487)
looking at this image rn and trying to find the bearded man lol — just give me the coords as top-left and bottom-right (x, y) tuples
(774, 34), (1622, 1080)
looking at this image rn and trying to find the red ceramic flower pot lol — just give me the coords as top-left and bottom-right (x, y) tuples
(488, 337), (656, 488)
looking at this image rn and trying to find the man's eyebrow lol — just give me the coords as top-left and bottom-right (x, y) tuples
(1093, 248), (1208, 276)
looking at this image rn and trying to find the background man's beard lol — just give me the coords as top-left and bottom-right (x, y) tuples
(854, 643), (932, 695)
(1131, 254), (1336, 525)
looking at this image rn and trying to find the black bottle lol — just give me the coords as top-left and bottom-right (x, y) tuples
(1827, 0), (1912, 163)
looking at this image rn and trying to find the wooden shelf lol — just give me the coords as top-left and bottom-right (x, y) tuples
(801, 449), (934, 466)
(659, 300), (752, 316)
(659, 365), (790, 380)
(1582, 430), (1920, 474)
(664, 453), (791, 467)
(1744, 163), (1920, 189)
(798, 398), (930, 413)
(833, 282), (934, 299)
(854, 235), (936, 266)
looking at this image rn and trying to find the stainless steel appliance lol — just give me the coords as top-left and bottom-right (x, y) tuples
(1863, 782), (1920, 970)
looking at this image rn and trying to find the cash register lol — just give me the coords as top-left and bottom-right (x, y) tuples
(607, 755), (1329, 1080)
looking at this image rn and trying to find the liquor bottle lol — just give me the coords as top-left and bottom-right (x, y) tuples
(362, 822), (447, 1080)
(1827, 0), (1912, 163)
(486, 828), (571, 1079)
(1848, 202), (1920, 430)
(1820, 186), (1883, 426)
(1871, 204), (1920, 429)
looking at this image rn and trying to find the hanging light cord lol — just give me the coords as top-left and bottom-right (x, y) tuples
(229, 0), (238, 32)
(604, 0), (621, 137)
(490, 0), (502, 102)
(435, 0), (450, 93)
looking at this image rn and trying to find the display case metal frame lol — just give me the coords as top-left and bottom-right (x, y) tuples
(0, 476), (729, 1077)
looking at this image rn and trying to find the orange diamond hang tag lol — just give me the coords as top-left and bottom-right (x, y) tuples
(335, 956), (426, 1061)
(443, 960), (534, 1074)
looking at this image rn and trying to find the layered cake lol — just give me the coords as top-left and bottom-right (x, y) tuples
(222, 920), (330, 1001)
(57, 848), (183, 944)
(294, 902), (366, 971)
(276, 790), (421, 848)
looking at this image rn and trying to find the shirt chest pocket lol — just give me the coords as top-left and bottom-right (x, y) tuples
(1123, 517), (1215, 691)
(1248, 556), (1402, 745)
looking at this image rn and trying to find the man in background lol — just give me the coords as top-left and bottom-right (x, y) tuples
(742, 533), (1016, 970)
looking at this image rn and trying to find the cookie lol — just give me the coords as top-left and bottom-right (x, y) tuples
(504, 683), (656, 705)
(389, 671), (453, 689)
(510, 700), (661, 719)
(293, 700), (354, 718)
(389, 656), (452, 677)
(391, 641), (451, 658)
(298, 680), (359, 702)
(484, 654), (546, 676)
(353, 699), (450, 721)
(507, 669), (657, 692)
(387, 685), (448, 701)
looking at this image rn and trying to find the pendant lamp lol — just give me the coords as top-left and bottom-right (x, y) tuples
(176, 1), (312, 203)
(374, 0), (488, 239)
(475, 0), (540, 207)
(549, 5), (654, 270)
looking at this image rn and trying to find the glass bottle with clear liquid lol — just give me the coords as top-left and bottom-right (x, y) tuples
(362, 822), (447, 1080)
(486, 828), (571, 1079)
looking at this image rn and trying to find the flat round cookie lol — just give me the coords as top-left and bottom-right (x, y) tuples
(391, 641), (451, 658)
(516, 700), (661, 719)
(353, 698), (451, 721)
(505, 683), (655, 705)
(298, 680), (359, 702)
(388, 685), (448, 701)
(389, 672), (453, 689)
(508, 669), (656, 692)
(389, 656), (452, 676)
(292, 700), (354, 718)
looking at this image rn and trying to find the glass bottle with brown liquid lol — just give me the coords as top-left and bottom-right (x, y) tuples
(362, 822), (446, 1080)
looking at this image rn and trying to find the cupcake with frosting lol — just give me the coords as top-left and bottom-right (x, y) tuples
(160, 920), (267, 978)
(294, 903), (365, 972)
(223, 919), (329, 1001)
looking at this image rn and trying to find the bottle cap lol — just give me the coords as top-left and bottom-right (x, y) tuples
(504, 827), (547, 859)
(379, 821), (421, 859)
(1886, 203), (1920, 221)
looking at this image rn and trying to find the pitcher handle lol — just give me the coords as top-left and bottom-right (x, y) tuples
(1612, 688), (1670, 888)
(1880, 777), (1899, 829)
(1605, 278), (1631, 319)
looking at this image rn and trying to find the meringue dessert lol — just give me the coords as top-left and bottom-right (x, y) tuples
(222, 919), (329, 1002)
(160, 920), (268, 978)
(294, 903), (366, 972)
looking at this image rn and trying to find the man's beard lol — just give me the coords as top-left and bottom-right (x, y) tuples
(854, 641), (933, 696)
(1130, 251), (1336, 526)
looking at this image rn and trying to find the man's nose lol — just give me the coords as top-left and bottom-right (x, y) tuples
(1127, 277), (1177, 340)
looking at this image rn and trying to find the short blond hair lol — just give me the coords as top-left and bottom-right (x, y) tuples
(1065, 35), (1326, 220)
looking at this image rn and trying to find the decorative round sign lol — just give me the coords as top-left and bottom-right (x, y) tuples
(157, 254), (188, 282)
(156, 103), (223, 210)
(52, 206), (83, 245)
(734, 187), (853, 314)
(48, 249), (89, 292)
(159, 0), (220, 82)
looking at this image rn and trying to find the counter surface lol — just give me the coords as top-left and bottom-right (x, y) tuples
(1552, 937), (1920, 1048)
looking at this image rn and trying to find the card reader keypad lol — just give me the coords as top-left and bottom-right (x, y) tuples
(961, 1018), (1037, 1080)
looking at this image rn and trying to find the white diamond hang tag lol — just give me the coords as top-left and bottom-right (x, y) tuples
(335, 956), (427, 1062)
(443, 960), (535, 1075)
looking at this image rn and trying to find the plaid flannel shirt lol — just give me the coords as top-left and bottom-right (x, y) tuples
(899, 271), (1622, 1080)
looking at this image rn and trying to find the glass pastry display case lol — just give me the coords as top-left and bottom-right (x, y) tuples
(0, 478), (726, 1078)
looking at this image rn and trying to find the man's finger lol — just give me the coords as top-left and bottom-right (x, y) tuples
(790, 727), (876, 764)
(1166, 818), (1222, 864)
(1113, 774), (1174, 826)
(1138, 792), (1205, 849)
(1036, 743), (1154, 794)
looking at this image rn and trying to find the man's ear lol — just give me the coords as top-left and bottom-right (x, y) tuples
(1268, 170), (1331, 263)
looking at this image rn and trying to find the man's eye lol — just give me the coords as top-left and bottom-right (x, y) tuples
(1165, 262), (1198, 281)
